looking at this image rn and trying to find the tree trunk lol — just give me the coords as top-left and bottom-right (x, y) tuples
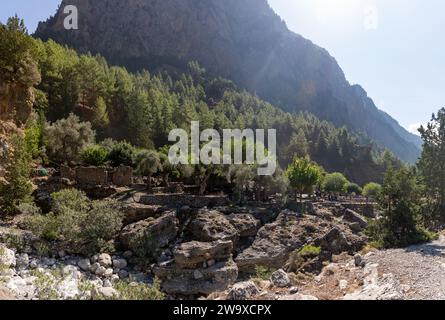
(147, 174), (153, 193)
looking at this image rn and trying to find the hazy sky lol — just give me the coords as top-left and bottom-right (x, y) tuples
(1, 0), (443, 133)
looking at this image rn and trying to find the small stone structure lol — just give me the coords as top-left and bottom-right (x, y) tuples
(76, 167), (108, 186)
(60, 165), (133, 187)
(110, 166), (133, 186)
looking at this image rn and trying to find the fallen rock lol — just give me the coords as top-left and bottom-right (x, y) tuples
(122, 203), (162, 225)
(354, 254), (365, 268)
(339, 279), (348, 291)
(319, 228), (352, 256)
(120, 211), (178, 253)
(112, 258), (127, 270)
(236, 210), (341, 273)
(154, 259), (238, 295)
(279, 293), (319, 300)
(343, 209), (367, 229)
(174, 240), (233, 269)
(97, 253), (112, 268)
(0, 245), (16, 268)
(93, 287), (119, 299)
(227, 281), (260, 300)
(227, 214), (261, 237)
(189, 210), (239, 244)
(77, 259), (91, 272)
(270, 269), (291, 288)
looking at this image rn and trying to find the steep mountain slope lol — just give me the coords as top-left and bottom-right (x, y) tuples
(35, 0), (421, 162)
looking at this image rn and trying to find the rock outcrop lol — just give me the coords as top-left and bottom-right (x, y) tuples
(188, 210), (239, 244)
(154, 240), (238, 295)
(119, 212), (179, 253)
(235, 210), (366, 273)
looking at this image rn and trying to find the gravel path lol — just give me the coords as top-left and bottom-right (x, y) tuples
(356, 235), (445, 300)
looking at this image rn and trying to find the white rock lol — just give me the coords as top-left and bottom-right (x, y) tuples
(270, 269), (291, 288)
(95, 266), (107, 277)
(57, 277), (79, 300)
(227, 281), (260, 300)
(94, 287), (119, 299)
(90, 262), (100, 273)
(98, 253), (112, 268)
(339, 279), (349, 291)
(15, 253), (29, 269)
(289, 286), (299, 294)
(0, 246), (16, 268)
(111, 275), (120, 283)
(104, 268), (114, 278)
(103, 279), (113, 288)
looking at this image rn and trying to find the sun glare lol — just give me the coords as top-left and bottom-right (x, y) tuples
(311, 0), (364, 24)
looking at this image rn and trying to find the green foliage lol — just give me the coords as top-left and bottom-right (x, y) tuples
(323, 172), (349, 194)
(31, 269), (59, 300)
(106, 141), (135, 167)
(25, 189), (123, 254)
(24, 114), (44, 159)
(44, 113), (95, 164)
(346, 182), (362, 195)
(113, 279), (165, 300)
(81, 145), (109, 166)
(298, 245), (321, 259)
(254, 266), (275, 281)
(0, 16), (40, 74)
(286, 157), (322, 201)
(0, 134), (33, 215)
(418, 108), (445, 220)
(363, 182), (382, 199)
(288, 245), (321, 272)
(79, 199), (123, 254)
(366, 167), (431, 248)
(135, 150), (163, 191)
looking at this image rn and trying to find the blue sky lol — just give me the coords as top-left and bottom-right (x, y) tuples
(1, 0), (443, 133)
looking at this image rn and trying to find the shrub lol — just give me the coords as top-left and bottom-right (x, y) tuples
(363, 182), (382, 199)
(288, 245), (321, 272)
(365, 167), (432, 248)
(0, 134), (33, 215)
(107, 141), (136, 167)
(79, 199), (123, 254)
(25, 189), (123, 254)
(323, 172), (348, 194)
(81, 145), (109, 166)
(286, 156), (323, 202)
(298, 245), (321, 259)
(113, 279), (165, 300)
(346, 183), (362, 195)
(254, 266), (275, 280)
(44, 113), (95, 164)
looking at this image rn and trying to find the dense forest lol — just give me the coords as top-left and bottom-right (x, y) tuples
(1, 17), (399, 186)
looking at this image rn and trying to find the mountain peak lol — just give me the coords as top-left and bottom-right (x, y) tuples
(35, 0), (421, 162)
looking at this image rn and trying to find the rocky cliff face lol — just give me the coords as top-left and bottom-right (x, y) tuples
(35, 0), (421, 162)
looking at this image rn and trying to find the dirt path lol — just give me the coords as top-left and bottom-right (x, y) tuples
(360, 235), (445, 300)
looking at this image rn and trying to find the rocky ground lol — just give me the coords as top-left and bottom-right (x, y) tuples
(4, 188), (412, 301)
(0, 244), (153, 300)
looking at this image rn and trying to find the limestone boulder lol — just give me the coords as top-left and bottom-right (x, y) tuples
(174, 240), (233, 269)
(154, 259), (238, 295)
(227, 214), (261, 237)
(119, 211), (178, 252)
(189, 210), (238, 244)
